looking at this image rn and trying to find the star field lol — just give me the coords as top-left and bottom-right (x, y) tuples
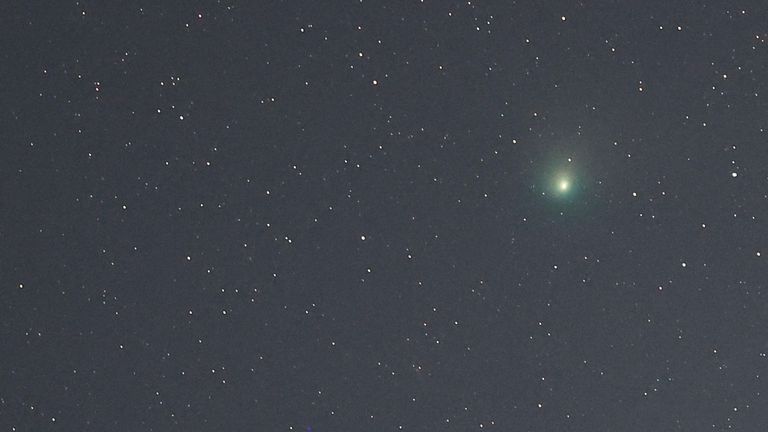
(3, 1), (768, 431)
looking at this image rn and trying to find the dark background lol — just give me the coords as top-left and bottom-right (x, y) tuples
(2, 0), (768, 430)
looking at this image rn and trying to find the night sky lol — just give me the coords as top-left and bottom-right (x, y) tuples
(4, 1), (768, 431)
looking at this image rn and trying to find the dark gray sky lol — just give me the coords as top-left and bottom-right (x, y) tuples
(3, 1), (768, 430)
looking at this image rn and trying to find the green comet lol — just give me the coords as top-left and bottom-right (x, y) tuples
(551, 173), (574, 197)
(535, 154), (582, 202)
